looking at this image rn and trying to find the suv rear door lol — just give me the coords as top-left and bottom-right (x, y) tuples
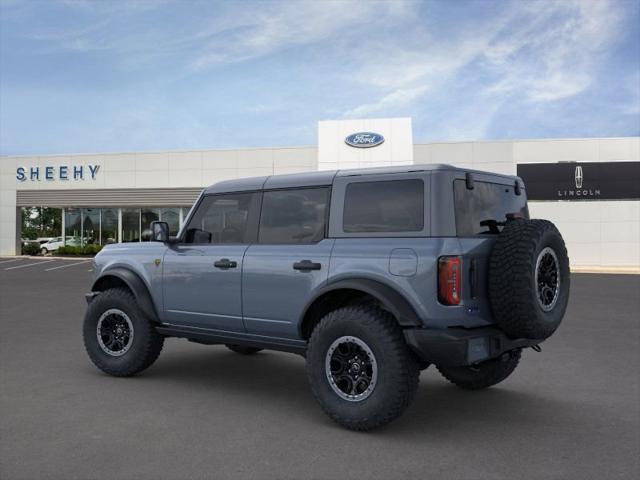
(242, 186), (333, 339)
(162, 192), (260, 332)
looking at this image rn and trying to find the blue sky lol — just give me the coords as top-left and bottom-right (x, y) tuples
(1, 0), (639, 155)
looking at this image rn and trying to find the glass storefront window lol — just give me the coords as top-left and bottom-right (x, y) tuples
(122, 208), (140, 243)
(82, 208), (100, 245)
(60, 206), (188, 245)
(20, 207), (62, 241)
(160, 208), (181, 236)
(141, 208), (160, 241)
(101, 208), (118, 245)
(64, 208), (82, 246)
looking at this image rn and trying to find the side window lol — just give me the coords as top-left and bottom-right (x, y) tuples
(343, 179), (424, 233)
(259, 188), (329, 244)
(184, 193), (259, 244)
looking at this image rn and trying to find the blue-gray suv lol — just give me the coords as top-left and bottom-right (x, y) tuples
(83, 165), (570, 430)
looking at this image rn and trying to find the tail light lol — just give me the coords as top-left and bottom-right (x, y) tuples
(438, 256), (462, 305)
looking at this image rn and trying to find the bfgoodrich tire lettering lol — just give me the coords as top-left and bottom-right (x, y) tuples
(83, 288), (164, 377)
(489, 219), (570, 340)
(306, 305), (419, 431)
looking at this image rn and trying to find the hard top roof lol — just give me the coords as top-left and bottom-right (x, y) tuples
(203, 163), (516, 194)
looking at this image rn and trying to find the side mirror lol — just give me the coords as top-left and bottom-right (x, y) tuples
(151, 221), (169, 242)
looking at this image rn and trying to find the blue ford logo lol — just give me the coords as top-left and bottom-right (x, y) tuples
(345, 132), (385, 148)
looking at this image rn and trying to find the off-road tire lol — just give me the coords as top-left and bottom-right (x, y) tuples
(437, 349), (522, 390)
(489, 219), (570, 340)
(225, 344), (263, 355)
(306, 305), (420, 431)
(83, 288), (164, 377)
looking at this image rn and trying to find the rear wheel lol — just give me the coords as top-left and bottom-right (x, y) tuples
(306, 305), (419, 431)
(225, 344), (263, 355)
(83, 288), (164, 377)
(437, 349), (521, 390)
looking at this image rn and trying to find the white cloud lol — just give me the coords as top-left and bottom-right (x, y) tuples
(483, 0), (623, 103)
(343, 85), (428, 118)
(190, 1), (414, 70)
(342, 0), (625, 130)
(619, 72), (640, 116)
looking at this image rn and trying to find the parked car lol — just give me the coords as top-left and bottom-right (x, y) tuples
(39, 237), (64, 255)
(40, 236), (82, 254)
(83, 165), (570, 430)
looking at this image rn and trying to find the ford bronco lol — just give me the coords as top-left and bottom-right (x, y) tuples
(83, 165), (570, 430)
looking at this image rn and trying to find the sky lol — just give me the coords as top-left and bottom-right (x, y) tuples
(0, 0), (639, 155)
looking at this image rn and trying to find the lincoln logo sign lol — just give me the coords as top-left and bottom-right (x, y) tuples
(517, 162), (640, 201)
(16, 165), (100, 182)
(345, 132), (385, 148)
(574, 166), (583, 189)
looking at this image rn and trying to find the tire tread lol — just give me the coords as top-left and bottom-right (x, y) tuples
(307, 304), (419, 431)
(83, 288), (164, 377)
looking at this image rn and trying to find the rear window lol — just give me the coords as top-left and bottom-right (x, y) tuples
(454, 180), (529, 236)
(343, 179), (424, 233)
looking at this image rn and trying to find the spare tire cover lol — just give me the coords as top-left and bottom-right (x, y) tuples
(488, 219), (570, 340)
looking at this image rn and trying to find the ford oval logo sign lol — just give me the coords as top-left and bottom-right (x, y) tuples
(345, 132), (385, 148)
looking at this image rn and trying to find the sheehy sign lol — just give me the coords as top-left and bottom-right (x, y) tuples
(517, 162), (640, 201)
(16, 165), (100, 182)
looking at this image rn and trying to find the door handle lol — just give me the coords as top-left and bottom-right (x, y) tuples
(293, 260), (321, 271)
(214, 258), (237, 269)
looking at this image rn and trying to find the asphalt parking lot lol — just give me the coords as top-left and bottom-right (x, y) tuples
(0, 257), (638, 480)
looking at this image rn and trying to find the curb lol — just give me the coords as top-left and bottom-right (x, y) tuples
(571, 266), (640, 275)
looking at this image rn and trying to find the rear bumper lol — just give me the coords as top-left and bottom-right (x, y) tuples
(403, 326), (540, 367)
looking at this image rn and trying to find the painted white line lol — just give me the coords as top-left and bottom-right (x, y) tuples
(5, 260), (56, 270)
(0, 259), (22, 265)
(45, 260), (90, 271)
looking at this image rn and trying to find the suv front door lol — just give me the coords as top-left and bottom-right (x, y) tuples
(242, 187), (333, 339)
(162, 192), (260, 332)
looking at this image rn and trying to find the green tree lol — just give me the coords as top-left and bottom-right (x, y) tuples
(21, 207), (62, 239)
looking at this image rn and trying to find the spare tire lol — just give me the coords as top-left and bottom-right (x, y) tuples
(488, 219), (570, 340)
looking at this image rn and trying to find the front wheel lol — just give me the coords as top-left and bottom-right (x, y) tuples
(40, 247), (48, 256)
(83, 288), (164, 377)
(306, 305), (419, 431)
(436, 349), (522, 390)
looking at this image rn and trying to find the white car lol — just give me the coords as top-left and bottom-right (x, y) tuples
(40, 237), (64, 255)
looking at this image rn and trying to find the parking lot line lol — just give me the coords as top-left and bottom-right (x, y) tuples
(45, 260), (90, 271)
(0, 258), (22, 265)
(5, 260), (56, 270)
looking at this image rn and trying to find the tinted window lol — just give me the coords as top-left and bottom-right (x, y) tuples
(184, 193), (258, 244)
(454, 180), (529, 236)
(259, 188), (329, 244)
(343, 179), (424, 233)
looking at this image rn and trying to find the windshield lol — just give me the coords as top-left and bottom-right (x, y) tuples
(454, 179), (529, 236)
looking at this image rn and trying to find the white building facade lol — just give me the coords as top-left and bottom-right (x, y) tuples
(1, 118), (638, 269)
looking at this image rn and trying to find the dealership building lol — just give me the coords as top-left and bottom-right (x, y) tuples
(1, 118), (638, 269)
